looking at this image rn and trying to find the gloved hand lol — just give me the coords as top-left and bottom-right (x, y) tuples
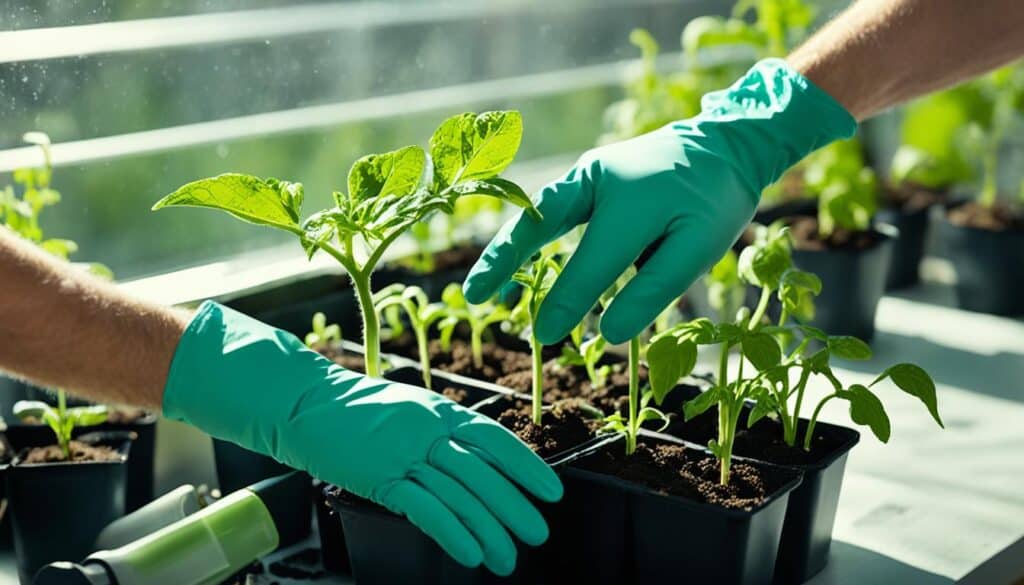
(464, 58), (856, 344)
(163, 301), (562, 576)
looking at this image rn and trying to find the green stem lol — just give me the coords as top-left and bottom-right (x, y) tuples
(351, 272), (381, 378)
(531, 332), (544, 425)
(57, 390), (69, 459)
(416, 326), (432, 390)
(803, 393), (838, 451)
(471, 324), (484, 369)
(749, 286), (772, 330)
(786, 368), (812, 446)
(626, 337), (641, 456)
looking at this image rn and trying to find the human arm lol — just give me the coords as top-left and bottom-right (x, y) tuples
(790, 0), (1024, 120)
(0, 227), (561, 574)
(464, 0), (1024, 343)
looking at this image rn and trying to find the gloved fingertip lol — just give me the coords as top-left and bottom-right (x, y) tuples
(449, 540), (485, 569)
(462, 270), (496, 305)
(519, 516), (550, 547)
(533, 309), (571, 346)
(598, 313), (639, 346)
(485, 552), (517, 577)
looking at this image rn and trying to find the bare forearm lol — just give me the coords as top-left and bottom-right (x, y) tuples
(789, 0), (1024, 120)
(0, 228), (190, 410)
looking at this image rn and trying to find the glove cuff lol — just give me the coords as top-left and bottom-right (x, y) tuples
(695, 58), (858, 194)
(163, 301), (358, 453)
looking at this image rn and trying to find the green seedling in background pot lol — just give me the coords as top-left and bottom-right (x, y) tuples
(436, 283), (510, 371)
(650, 223), (943, 484)
(0, 132), (113, 277)
(305, 312), (342, 349)
(13, 391), (108, 460)
(801, 139), (879, 239)
(511, 252), (562, 425)
(154, 111), (540, 377)
(374, 284), (446, 389)
(558, 321), (611, 391)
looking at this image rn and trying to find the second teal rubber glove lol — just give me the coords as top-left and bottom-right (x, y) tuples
(464, 59), (856, 344)
(163, 302), (563, 576)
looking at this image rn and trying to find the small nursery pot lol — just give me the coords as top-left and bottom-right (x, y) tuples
(6, 433), (132, 584)
(877, 204), (931, 290)
(791, 224), (896, 342)
(663, 401), (860, 584)
(569, 434), (802, 585)
(934, 205), (1024, 316)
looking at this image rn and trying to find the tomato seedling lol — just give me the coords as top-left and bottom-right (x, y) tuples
(13, 391), (108, 460)
(154, 111), (540, 377)
(650, 223), (943, 484)
(435, 283), (510, 372)
(509, 253), (562, 424)
(305, 312), (342, 349)
(374, 284), (446, 389)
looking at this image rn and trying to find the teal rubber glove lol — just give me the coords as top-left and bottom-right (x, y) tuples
(163, 301), (562, 576)
(464, 59), (856, 344)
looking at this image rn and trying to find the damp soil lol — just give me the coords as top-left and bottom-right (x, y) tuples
(784, 215), (880, 251)
(313, 342), (365, 373)
(426, 339), (534, 382)
(667, 404), (850, 467)
(103, 407), (151, 424)
(882, 182), (945, 213)
(947, 200), (1024, 231)
(495, 359), (648, 416)
(485, 397), (601, 459)
(578, 441), (777, 510)
(21, 440), (121, 464)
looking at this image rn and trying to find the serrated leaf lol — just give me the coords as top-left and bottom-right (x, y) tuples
(742, 332), (782, 370)
(684, 388), (719, 421)
(299, 210), (340, 259)
(430, 111), (523, 188)
(872, 363), (943, 427)
(153, 174), (304, 230)
(347, 145), (426, 203)
(449, 177), (541, 221)
(841, 384), (891, 443)
(828, 336), (872, 360)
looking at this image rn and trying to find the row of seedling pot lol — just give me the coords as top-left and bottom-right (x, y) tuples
(151, 108), (945, 584)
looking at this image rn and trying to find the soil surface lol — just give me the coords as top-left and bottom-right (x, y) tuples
(427, 339), (533, 382)
(496, 360), (648, 417)
(784, 215), (880, 251)
(580, 441), (772, 510)
(667, 404), (850, 466)
(104, 407), (151, 424)
(488, 398), (601, 459)
(882, 182), (945, 213)
(313, 342), (365, 373)
(947, 200), (1024, 231)
(22, 440), (121, 464)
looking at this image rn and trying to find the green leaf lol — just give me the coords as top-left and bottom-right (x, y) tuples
(647, 337), (696, 405)
(637, 406), (671, 432)
(448, 178), (541, 221)
(804, 348), (831, 374)
(347, 145), (426, 203)
(40, 238), (78, 259)
(684, 388), (719, 421)
(430, 111), (523, 188)
(872, 363), (943, 427)
(798, 325), (827, 341)
(737, 226), (792, 290)
(153, 174), (304, 230)
(828, 336), (872, 360)
(13, 400), (53, 422)
(841, 384), (891, 443)
(747, 388), (778, 428)
(441, 282), (468, 310)
(557, 345), (586, 367)
(742, 332), (782, 370)
(67, 405), (108, 428)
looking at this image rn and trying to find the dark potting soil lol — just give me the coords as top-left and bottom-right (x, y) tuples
(883, 182), (945, 213)
(675, 407), (849, 467)
(428, 339), (533, 382)
(22, 440), (121, 464)
(580, 441), (774, 510)
(785, 215), (880, 251)
(495, 360), (648, 417)
(947, 200), (1024, 231)
(440, 386), (469, 403)
(313, 342), (365, 373)
(104, 407), (151, 424)
(493, 398), (600, 459)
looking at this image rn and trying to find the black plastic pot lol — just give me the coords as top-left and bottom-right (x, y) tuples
(4, 414), (156, 513)
(877, 204), (931, 290)
(791, 224), (896, 342)
(571, 435), (802, 585)
(6, 433), (132, 584)
(663, 399), (860, 584)
(314, 479), (351, 574)
(934, 205), (1024, 316)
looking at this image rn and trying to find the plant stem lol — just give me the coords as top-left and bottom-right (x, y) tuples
(351, 272), (381, 378)
(416, 326), (432, 390)
(626, 337), (641, 456)
(803, 393), (837, 451)
(471, 325), (484, 369)
(57, 390), (69, 459)
(749, 286), (772, 330)
(785, 368), (812, 446)
(531, 331), (544, 426)
(717, 342), (731, 484)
